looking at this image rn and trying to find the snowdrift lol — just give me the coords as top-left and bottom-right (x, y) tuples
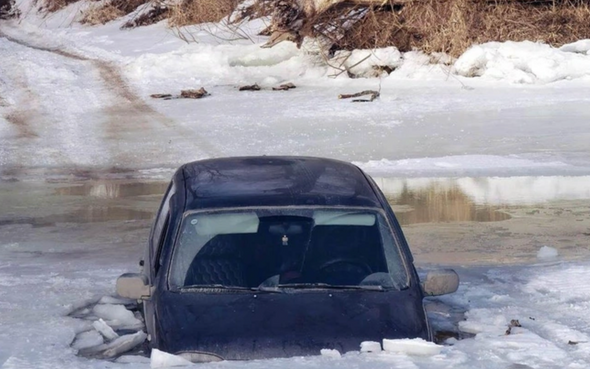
(455, 40), (590, 83)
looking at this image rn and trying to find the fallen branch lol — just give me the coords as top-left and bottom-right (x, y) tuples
(181, 88), (209, 98)
(338, 90), (379, 102)
(239, 84), (261, 91)
(150, 88), (210, 100)
(272, 82), (296, 91)
(505, 319), (522, 335)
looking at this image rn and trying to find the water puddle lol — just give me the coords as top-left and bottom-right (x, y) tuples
(386, 184), (511, 225)
(376, 176), (590, 225)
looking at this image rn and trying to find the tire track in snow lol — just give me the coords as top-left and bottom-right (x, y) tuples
(1, 31), (220, 153)
(0, 31), (220, 180)
(2, 68), (40, 140)
(0, 43), (61, 180)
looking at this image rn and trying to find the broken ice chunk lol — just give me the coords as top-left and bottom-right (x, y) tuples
(151, 348), (194, 368)
(72, 330), (104, 350)
(92, 304), (143, 330)
(537, 246), (558, 260)
(382, 338), (442, 356)
(360, 341), (382, 353)
(320, 349), (341, 358)
(92, 318), (119, 341)
(102, 331), (147, 359)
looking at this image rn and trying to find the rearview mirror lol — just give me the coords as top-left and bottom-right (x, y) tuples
(421, 269), (459, 296)
(116, 273), (151, 300)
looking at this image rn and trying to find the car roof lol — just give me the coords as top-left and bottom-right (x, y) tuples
(175, 156), (382, 210)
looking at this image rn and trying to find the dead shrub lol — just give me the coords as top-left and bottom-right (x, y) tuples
(168, 0), (239, 27)
(263, 0), (590, 57)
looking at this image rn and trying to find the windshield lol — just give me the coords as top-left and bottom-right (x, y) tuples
(169, 207), (408, 290)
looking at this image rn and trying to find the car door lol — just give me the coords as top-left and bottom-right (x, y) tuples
(144, 181), (176, 342)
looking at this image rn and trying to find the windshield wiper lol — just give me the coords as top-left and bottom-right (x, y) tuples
(180, 284), (282, 293)
(277, 283), (384, 291)
(181, 284), (251, 291)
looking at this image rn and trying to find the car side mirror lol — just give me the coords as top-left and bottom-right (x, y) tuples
(116, 273), (151, 300)
(421, 269), (459, 296)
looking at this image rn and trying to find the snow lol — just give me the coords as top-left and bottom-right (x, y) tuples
(382, 338), (442, 356)
(150, 349), (194, 368)
(560, 40), (590, 55)
(454, 41), (590, 83)
(332, 47), (402, 77)
(3, 12), (590, 178)
(537, 246), (559, 260)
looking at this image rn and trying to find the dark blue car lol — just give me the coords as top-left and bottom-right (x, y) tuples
(116, 156), (458, 362)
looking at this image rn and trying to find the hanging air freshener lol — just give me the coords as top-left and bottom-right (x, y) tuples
(282, 235), (289, 246)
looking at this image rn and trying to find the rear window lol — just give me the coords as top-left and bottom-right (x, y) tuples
(169, 207), (408, 290)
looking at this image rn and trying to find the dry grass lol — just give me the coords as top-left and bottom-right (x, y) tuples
(304, 0), (590, 57)
(81, 0), (150, 25)
(38, 0), (590, 55)
(168, 0), (239, 27)
(82, 3), (124, 25)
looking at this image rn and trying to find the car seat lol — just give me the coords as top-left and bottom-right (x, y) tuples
(183, 234), (248, 287)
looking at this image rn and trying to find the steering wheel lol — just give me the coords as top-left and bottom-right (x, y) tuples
(317, 258), (372, 278)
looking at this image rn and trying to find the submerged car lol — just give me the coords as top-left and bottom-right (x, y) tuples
(116, 156), (458, 362)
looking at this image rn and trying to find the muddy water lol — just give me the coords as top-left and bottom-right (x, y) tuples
(386, 184), (511, 225)
(0, 176), (589, 265)
(377, 176), (590, 265)
(0, 181), (164, 226)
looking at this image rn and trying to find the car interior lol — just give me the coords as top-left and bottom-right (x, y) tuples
(180, 212), (390, 289)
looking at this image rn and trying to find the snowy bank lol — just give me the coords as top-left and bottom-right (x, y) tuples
(455, 40), (590, 83)
(355, 155), (570, 177)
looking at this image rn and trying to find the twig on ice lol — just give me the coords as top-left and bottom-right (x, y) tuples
(338, 90), (380, 102)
